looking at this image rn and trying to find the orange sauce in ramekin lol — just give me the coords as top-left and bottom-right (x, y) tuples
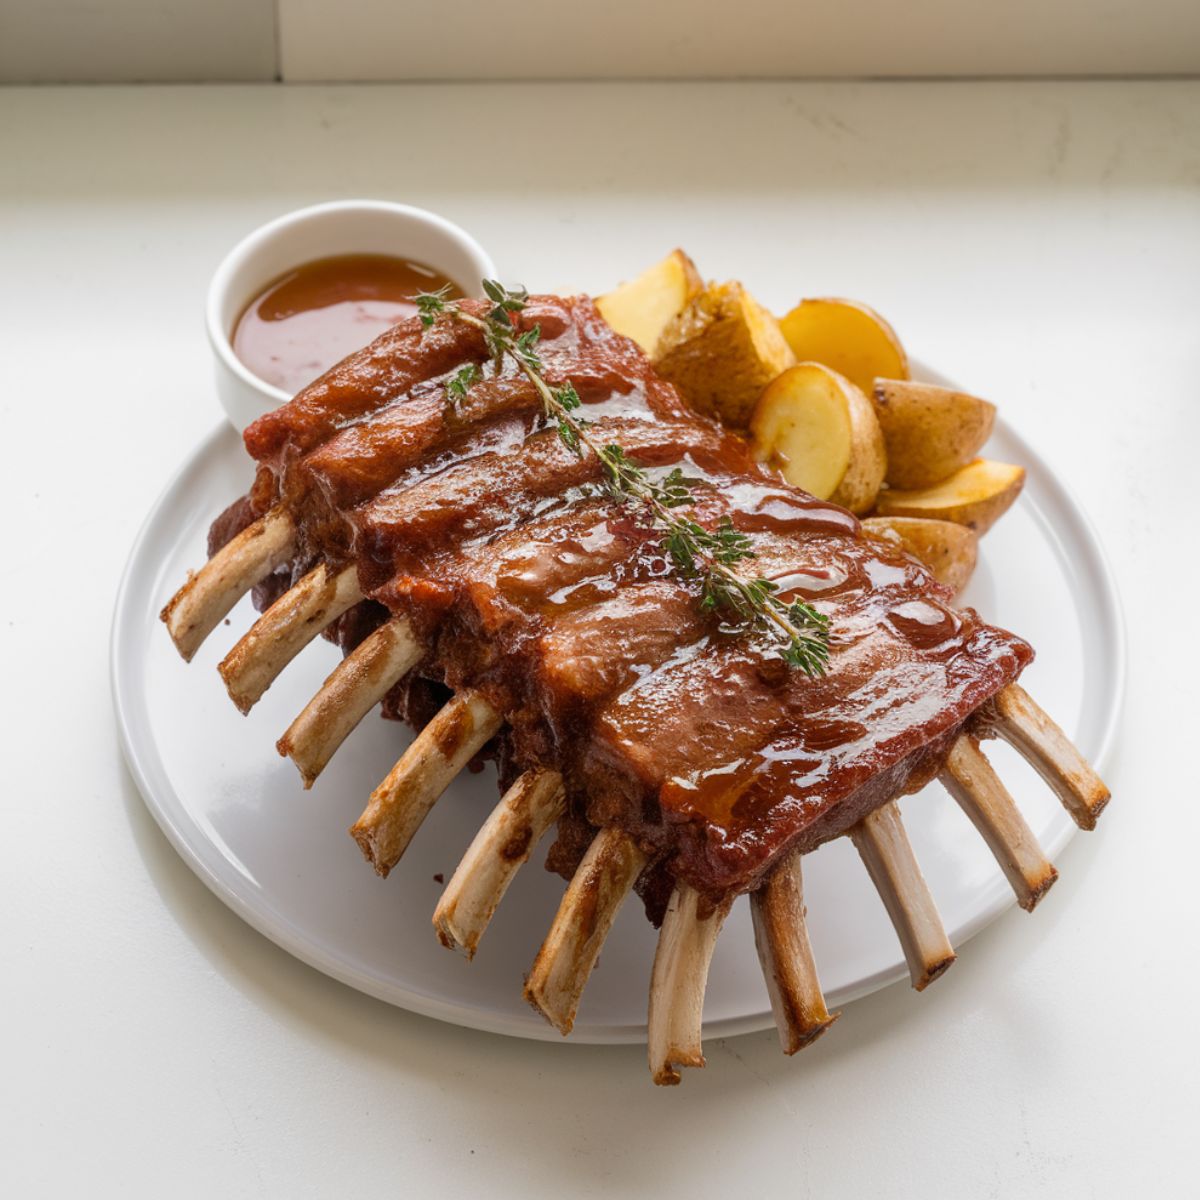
(233, 254), (462, 394)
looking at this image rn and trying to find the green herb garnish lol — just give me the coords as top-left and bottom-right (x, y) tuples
(417, 282), (830, 674)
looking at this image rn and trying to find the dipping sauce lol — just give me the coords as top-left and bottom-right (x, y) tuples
(233, 254), (463, 394)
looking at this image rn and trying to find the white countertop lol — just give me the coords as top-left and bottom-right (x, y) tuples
(2, 80), (1197, 1198)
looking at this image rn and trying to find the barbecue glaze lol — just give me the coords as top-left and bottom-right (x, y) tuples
(223, 295), (1031, 907)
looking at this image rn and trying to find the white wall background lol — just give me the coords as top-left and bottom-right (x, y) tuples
(0, 1), (278, 83)
(279, 0), (1200, 81)
(3, 0), (1200, 84)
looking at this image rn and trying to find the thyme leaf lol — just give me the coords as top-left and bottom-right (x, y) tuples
(446, 363), (480, 404)
(414, 283), (831, 674)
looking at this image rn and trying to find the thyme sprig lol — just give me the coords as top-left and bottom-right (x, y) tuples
(415, 282), (831, 674)
(446, 362), (479, 402)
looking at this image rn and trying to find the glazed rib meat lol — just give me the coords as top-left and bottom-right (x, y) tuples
(162, 282), (1113, 1084)
(221, 294), (1032, 906)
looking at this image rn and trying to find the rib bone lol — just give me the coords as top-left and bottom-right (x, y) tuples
(525, 827), (647, 1035)
(750, 851), (839, 1054)
(434, 768), (565, 958)
(160, 506), (296, 661)
(849, 801), (956, 990)
(218, 562), (363, 714)
(350, 689), (502, 876)
(941, 734), (1058, 911)
(278, 617), (422, 787)
(647, 883), (732, 1086)
(991, 683), (1111, 830)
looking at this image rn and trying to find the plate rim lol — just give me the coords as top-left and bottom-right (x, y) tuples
(110, 405), (1126, 1045)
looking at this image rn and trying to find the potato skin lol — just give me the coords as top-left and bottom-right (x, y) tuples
(875, 458), (1025, 536)
(872, 380), (996, 490)
(862, 516), (978, 592)
(655, 282), (795, 428)
(828, 378), (888, 515)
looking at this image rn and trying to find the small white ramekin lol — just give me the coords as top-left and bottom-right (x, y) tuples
(206, 200), (498, 433)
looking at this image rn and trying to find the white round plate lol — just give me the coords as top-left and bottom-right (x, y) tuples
(112, 405), (1124, 1044)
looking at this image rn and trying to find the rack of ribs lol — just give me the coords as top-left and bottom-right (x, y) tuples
(162, 294), (1110, 1085)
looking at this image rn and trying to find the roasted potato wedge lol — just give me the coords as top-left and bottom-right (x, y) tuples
(750, 363), (887, 514)
(862, 516), (978, 593)
(655, 282), (796, 428)
(872, 380), (996, 490)
(779, 298), (908, 394)
(874, 458), (1024, 535)
(596, 249), (703, 356)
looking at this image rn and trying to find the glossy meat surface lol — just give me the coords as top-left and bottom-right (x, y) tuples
(233, 295), (1032, 900)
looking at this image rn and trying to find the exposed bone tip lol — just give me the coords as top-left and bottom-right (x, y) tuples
(647, 884), (730, 1086)
(162, 618), (204, 661)
(1077, 788), (1111, 831)
(431, 908), (465, 953)
(215, 656), (254, 713)
(651, 1046), (706, 1087)
(776, 1009), (840, 1055)
(432, 769), (565, 961)
(431, 908), (478, 959)
(434, 927), (455, 952)
(992, 684), (1111, 830)
(168, 636), (198, 664)
(348, 823), (390, 878)
(523, 979), (575, 1036)
(159, 568), (197, 621)
(851, 802), (956, 993)
(217, 562), (364, 715)
(751, 851), (838, 1055)
(274, 733), (318, 789)
(352, 691), (504, 877)
(278, 740), (321, 788)
(160, 597), (199, 661)
(525, 827), (645, 1037)
(221, 684), (255, 716)
(784, 1012), (840, 1054)
(914, 953), (956, 992)
(161, 507), (296, 662)
(279, 617), (423, 788)
(941, 733), (1062, 913)
(1019, 864), (1059, 912)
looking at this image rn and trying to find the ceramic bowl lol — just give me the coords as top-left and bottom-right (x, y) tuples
(206, 200), (497, 432)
